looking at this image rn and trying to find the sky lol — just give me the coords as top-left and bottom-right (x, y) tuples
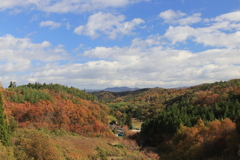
(1, 0), (240, 89)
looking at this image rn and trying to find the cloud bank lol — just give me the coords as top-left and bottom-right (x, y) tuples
(1, 9), (240, 89)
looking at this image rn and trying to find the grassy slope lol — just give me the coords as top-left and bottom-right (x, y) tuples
(51, 134), (141, 159)
(6, 128), (148, 160)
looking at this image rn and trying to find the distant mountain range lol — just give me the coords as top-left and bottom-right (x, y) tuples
(86, 86), (140, 92)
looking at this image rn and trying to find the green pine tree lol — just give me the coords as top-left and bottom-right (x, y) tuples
(0, 92), (10, 146)
(126, 112), (133, 129)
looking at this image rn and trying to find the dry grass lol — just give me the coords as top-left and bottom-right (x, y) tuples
(9, 128), (150, 160)
(51, 135), (121, 159)
(51, 134), (146, 159)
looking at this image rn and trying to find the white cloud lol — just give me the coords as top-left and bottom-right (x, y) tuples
(177, 13), (202, 25)
(213, 11), (240, 22)
(163, 10), (240, 48)
(0, 0), (149, 13)
(164, 26), (195, 44)
(26, 35), (240, 89)
(193, 29), (240, 48)
(159, 9), (186, 21)
(204, 11), (240, 31)
(0, 34), (68, 77)
(39, 20), (61, 29)
(0, 0), (27, 10)
(159, 9), (202, 25)
(164, 25), (240, 48)
(74, 12), (145, 39)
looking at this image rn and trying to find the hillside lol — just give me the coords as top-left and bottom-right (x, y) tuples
(0, 83), (153, 160)
(4, 83), (111, 137)
(95, 79), (240, 122)
(94, 79), (240, 159)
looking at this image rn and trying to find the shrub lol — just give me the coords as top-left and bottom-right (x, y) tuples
(120, 139), (139, 150)
(0, 141), (14, 160)
(11, 129), (63, 160)
(96, 146), (107, 160)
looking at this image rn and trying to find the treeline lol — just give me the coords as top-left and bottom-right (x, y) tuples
(5, 82), (97, 105)
(6, 87), (54, 104)
(21, 82), (97, 101)
(190, 79), (240, 92)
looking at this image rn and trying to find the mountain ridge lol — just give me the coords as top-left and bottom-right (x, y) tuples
(86, 86), (140, 92)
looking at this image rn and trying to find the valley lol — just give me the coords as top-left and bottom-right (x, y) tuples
(1, 79), (240, 159)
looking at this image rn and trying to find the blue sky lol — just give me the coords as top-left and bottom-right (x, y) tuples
(1, 0), (240, 89)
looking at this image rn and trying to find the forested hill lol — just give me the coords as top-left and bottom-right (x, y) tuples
(139, 79), (240, 159)
(92, 88), (150, 101)
(4, 82), (111, 137)
(0, 82), (153, 159)
(94, 79), (240, 121)
(93, 79), (240, 159)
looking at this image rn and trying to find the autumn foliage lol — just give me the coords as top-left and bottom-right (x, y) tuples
(158, 118), (238, 160)
(3, 83), (112, 137)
